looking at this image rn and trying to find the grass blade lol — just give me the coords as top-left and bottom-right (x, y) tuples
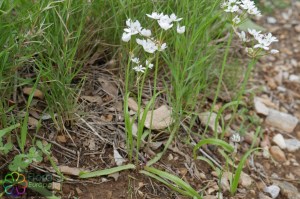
(79, 164), (136, 179)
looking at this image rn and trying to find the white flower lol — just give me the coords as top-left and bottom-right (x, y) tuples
(232, 16), (241, 24)
(131, 57), (140, 63)
(133, 65), (146, 73)
(124, 19), (142, 35)
(237, 31), (249, 42)
(146, 12), (163, 20)
(158, 43), (167, 51)
(158, 15), (173, 30)
(222, 0), (240, 13)
(177, 25), (185, 34)
(136, 38), (144, 45)
(140, 28), (151, 37)
(136, 38), (158, 53)
(252, 32), (278, 50)
(170, 13), (183, 22)
(240, 0), (261, 16)
(230, 133), (241, 142)
(248, 28), (263, 41)
(270, 49), (279, 54)
(146, 60), (154, 69)
(122, 32), (131, 42)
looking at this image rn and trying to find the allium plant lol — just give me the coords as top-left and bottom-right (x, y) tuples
(122, 12), (185, 163)
(218, 0), (279, 131)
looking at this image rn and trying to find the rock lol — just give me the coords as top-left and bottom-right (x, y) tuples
(144, 105), (174, 130)
(295, 25), (300, 33)
(269, 146), (286, 162)
(272, 134), (286, 149)
(198, 112), (222, 133)
(265, 109), (299, 133)
(274, 181), (300, 199)
(267, 17), (277, 24)
(284, 139), (300, 152)
(52, 182), (61, 191)
(289, 74), (300, 82)
(239, 172), (253, 187)
(293, 168), (300, 177)
(264, 185), (280, 198)
(259, 193), (272, 199)
(23, 87), (44, 99)
(244, 131), (260, 146)
(254, 97), (269, 115)
(296, 131), (300, 140)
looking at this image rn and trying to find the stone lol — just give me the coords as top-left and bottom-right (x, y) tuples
(259, 193), (272, 199)
(265, 109), (299, 133)
(198, 112), (222, 133)
(264, 185), (280, 198)
(239, 172), (253, 187)
(296, 131), (300, 140)
(267, 17), (277, 24)
(289, 74), (300, 82)
(284, 139), (300, 152)
(254, 97), (269, 115)
(295, 25), (300, 33)
(244, 131), (260, 147)
(293, 168), (300, 177)
(52, 182), (61, 191)
(269, 146), (286, 162)
(274, 181), (300, 199)
(272, 134), (286, 149)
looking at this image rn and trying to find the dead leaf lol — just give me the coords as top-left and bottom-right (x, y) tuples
(88, 138), (96, 150)
(98, 78), (118, 98)
(57, 135), (67, 143)
(100, 114), (113, 122)
(144, 105), (173, 130)
(108, 172), (120, 181)
(58, 166), (84, 176)
(28, 117), (39, 128)
(82, 95), (103, 104)
(23, 87), (44, 99)
(113, 149), (125, 166)
(127, 97), (139, 112)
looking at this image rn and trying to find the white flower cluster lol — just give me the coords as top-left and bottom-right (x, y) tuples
(122, 12), (185, 73)
(221, 0), (261, 25)
(131, 57), (153, 73)
(237, 29), (279, 57)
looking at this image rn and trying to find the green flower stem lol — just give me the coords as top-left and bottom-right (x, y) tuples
(136, 72), (147, 163)
(227, 58), (257, 130)
(203, 28), (234, 138)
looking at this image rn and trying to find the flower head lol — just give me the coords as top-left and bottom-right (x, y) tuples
(146, 12), (163, 20)
(146, 60), (154, 69)
(122, 32), (131, 42)
(232, 16), (241, 25)
(131, 57), (140, 64)
(133, 65), (146, 73)
(170, 13), (183, 22)
(140, 29), (151, 37)
(158, 15), (173, 30)
(177, 25), (186, 34)
(124, 19), (142, 35)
